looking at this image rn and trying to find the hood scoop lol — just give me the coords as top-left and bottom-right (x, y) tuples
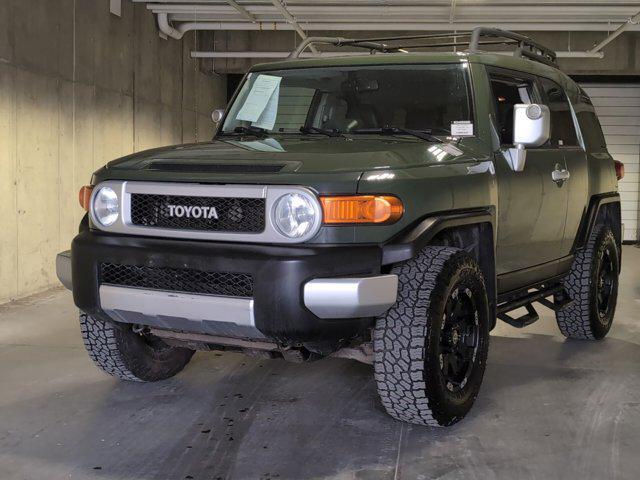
(146, 161), (285, 174)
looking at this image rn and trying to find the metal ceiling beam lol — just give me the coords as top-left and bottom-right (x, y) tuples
(134, 1), (640, 4)
(148, 1), (640, 45)
(589, 10), (640, 52)
(270, 0), (319, 53)
(225, 0), (256, 22)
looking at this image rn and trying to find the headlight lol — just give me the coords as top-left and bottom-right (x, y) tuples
(273, 193), (318, 238)
(92, 187), (119, 226)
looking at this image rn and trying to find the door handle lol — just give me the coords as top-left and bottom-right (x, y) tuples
(552, 166), (570, 185)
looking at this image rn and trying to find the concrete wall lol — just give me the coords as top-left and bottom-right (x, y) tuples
(212, 30), (640, 75)
(0, 0), (227, 304)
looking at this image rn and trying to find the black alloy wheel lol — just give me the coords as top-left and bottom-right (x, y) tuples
(595, 243), (617, 323)
(438, 285), (480, 394)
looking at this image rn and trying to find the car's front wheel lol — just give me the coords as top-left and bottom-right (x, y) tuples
(373, 246), (490, 427)
(79, 313), (194, 381)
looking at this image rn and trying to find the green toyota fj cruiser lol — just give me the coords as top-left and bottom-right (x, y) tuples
(57, 28), (623, 427)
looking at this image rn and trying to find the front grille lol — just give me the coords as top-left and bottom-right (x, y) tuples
(100, 263), (254, 298)
(130, 194), (265, 233)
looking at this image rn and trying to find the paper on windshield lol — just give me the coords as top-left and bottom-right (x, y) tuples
(228, 138), (285, 152)
(252, 86), (280, 130)
(236, 74), (281, 130)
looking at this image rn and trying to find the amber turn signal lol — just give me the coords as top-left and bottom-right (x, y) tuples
(320, 195), (403, 224)
(79, 185), (93, 211)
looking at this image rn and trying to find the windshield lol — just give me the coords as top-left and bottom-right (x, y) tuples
(221, 64), (474, 136)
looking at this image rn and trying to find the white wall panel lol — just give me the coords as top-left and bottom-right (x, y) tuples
(582, 83), (640, 242)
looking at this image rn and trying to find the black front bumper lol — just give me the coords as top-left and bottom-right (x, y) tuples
(71, 230), (383, 344)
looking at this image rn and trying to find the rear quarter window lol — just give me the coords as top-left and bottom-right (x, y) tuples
(577, 110), (607, 152)
(538, 77), (578, 147)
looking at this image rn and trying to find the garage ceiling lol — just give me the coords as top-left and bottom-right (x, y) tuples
(135, 1), (640, 32)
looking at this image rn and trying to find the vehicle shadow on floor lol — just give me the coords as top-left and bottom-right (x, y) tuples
(3, 333), (640, 480)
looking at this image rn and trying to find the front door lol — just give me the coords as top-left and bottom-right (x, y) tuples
(488, 70), (569, 282)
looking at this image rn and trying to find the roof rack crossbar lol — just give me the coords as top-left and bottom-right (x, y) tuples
(289, 37), (401, 58)
(289, 27), (558, 67)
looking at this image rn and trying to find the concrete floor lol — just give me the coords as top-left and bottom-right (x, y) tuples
(1, 247), (639, 480)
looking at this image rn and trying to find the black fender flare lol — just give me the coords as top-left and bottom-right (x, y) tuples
(381, 207), (495, 266)
(381, 207), (497, 327)
(572, 193), (621, 252)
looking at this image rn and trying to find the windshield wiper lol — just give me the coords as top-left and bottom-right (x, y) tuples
(223, 125), (269, 137)
(299, 126), (343, 137)
(351, 126), (440, 143)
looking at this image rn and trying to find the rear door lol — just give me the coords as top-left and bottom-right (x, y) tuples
(488, 69), (568, 283)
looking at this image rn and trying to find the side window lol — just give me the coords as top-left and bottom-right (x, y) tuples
(577, 110), (607, 152)
(576, 87), (607, 152)
(538, 78), (578, 147)
(489, 74), (536, 145)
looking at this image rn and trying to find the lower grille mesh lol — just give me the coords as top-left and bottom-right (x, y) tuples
(100, 263), (254, 298)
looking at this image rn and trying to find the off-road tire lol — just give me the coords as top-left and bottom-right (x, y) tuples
(80, 313), (194, 381)
(373, 247), (490, 427)
(555, 226), (619, 340)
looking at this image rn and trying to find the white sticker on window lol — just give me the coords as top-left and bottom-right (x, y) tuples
(451, 121), (474, 137)
(236, 74), (282, 128)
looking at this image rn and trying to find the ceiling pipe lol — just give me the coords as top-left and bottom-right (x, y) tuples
(146, 3), (640, 19)
(157, 12), (186, 39)
(157, 8), (320, 51)
(589, 10), (640, 53)
(157, 13), (246, 40)
(156, 17), (640, 33)
(191, 50), (604, 59)
(157, 19), (640, 34)
(558, 51), (604, 58)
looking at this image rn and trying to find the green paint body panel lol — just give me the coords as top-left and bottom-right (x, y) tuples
(90, 51), (619, 284)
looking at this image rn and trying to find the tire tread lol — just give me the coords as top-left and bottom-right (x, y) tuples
(373, 246), (488, 427)
(80, 313), (143, 381)
(556, 225), (617, 340)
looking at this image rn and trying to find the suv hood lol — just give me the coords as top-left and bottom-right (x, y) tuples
(95, 135), (486, 193)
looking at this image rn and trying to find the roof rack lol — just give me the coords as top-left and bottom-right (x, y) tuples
(289, 27), (557, 68)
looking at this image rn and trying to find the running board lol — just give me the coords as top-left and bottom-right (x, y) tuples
(497, 284), (573, 328)
(498, 303), (540, 328)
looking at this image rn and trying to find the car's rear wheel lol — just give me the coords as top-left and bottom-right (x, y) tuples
(555, 225), (619, 340)
(80, 313), (194, 381)
(373, 247), (490, 427)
